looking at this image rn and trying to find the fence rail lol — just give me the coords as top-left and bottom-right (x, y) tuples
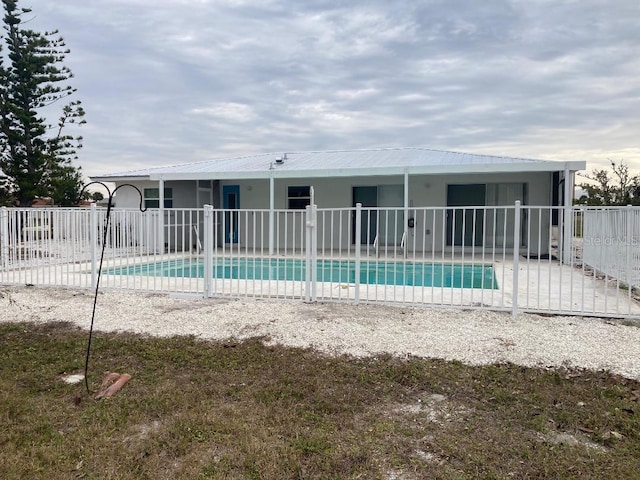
(582, 206), (640, 289)
(0, 204), (638, 318)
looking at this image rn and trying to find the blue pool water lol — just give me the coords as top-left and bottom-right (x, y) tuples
(106, 258), (498, 289)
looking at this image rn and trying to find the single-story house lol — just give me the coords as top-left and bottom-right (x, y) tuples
(91, 147), (586, 258)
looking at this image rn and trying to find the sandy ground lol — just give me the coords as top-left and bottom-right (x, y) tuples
(1, 285), (639, 381)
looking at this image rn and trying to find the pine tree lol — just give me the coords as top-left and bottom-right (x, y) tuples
(0, 0), (85, 206)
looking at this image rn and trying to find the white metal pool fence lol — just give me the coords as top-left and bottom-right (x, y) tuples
(581, 206), (640, 290)
(0, 204), (638, 319)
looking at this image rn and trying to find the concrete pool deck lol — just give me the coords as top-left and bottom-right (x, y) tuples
(1, 247), (638, 318)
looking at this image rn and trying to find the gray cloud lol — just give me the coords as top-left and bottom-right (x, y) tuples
(23, 0), (640, 177)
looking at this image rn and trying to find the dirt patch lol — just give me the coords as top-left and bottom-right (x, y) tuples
(534, 430), (606, 451)
(391, 393), (471, 425)
(123, 420), (163, 443)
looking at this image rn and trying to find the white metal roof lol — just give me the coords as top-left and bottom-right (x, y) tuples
(91, 147), (586, 182)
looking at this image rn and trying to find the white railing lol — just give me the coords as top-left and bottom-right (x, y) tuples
(582, 206), (640, 289)
(0, 203), (638, 318)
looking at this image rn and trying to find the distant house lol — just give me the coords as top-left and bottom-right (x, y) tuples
(31, 197), (54, 207)
(91, 148), (585, 256)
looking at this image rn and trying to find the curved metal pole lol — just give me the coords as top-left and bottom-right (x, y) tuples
(79, 182), (146, 394)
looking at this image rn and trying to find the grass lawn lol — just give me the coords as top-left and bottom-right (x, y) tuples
(1, 321), (639, 479)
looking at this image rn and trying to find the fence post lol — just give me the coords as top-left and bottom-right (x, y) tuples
(0, 207), (8, 271)
(90, 203), (98, 289)
(512, 201), (521, 317)
(355, 203), (362, 304)
(562, 207), (573, 265)
(310, 202), (318, 302)
(305, 205), (312, 302)
(203, 204), (213, 298)
(626, 204), (632, 288)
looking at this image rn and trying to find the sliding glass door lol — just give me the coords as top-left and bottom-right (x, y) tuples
(352, 185), (404, 245)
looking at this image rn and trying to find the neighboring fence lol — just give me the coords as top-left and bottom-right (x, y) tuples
(0, 204), (638, 318)
(582, 206), (640, 289)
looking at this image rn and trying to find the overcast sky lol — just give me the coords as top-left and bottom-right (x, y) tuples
(24, 0), (640, 179)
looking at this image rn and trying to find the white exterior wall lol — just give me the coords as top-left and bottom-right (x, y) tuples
(219, 173), (550, 207)
(217, 173), (551, 254)
(115, 173), (550, 210)
(113, 180), (216, 209)
(404, 172), (551, 254)
(113, 172), (552, 254)
(111, 180), (154, 209)
(113, 180), (210, 251)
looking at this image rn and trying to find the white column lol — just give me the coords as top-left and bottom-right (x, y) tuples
(158, 178), (165, 254)
(269, 175), (275, 255)
(404, 171), (409, 259)
(562, 167), (574, 264)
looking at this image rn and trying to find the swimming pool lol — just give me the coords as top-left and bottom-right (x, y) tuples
(106, 258), (498, 289)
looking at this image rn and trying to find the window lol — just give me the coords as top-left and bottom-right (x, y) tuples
(287, 186), (311, 209)
(143, 187), (173, 208)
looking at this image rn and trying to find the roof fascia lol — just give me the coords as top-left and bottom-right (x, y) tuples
(94, 160), (586, 183)
(147, 161), (586, 181)
(89, 175), (149, 183)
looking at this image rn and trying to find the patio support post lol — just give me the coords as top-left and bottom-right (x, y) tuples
(562, 167), (574, 264)
(158, 178), (165, 254)
(269, 175), (275, 255)
(404, 171), (409, 259)
(90, 203), (98, 289)
(0, 207), (9, 271)
(355, 203), (362, 304)
(203, 204), (213, 298)
(512, 200), (521, 317)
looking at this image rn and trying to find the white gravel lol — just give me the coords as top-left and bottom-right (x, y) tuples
(1, 285), (639, 380)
